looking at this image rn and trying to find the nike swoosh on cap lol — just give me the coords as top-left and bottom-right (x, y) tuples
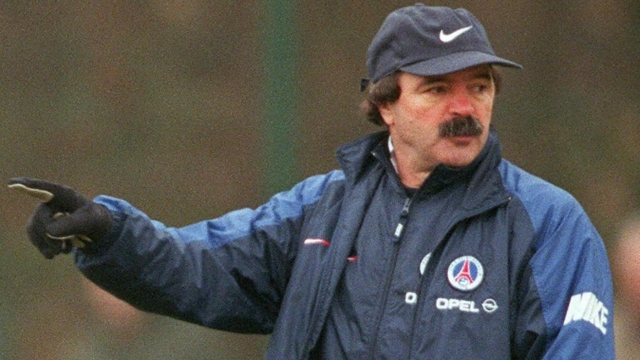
(439, 26), (473, 43)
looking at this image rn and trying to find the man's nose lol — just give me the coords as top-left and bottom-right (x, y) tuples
(448, 88), (474, 116)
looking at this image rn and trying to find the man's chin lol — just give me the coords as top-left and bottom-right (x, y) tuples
(439, 144), (483, 168)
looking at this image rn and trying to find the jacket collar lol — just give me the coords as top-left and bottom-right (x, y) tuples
(337, 127), (501, 181)
(336, 131), (389, 185)
(336, 127), (508, 210)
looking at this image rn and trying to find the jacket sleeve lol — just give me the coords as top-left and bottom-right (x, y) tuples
(525, 189), (615, 359)
(74, 171), (342, 334)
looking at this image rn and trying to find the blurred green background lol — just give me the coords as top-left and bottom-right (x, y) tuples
(1, 1), (639, 359)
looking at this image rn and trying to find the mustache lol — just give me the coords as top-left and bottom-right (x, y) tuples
(439, 116), (483, 138)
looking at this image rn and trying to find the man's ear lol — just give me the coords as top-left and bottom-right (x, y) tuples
(377, 102), (394, 127)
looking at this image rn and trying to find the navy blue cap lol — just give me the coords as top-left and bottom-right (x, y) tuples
(366, 4), (522, 83)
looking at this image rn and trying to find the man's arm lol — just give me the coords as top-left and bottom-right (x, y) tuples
(10, 173), (342, 334)
(526, 196), (615, 359)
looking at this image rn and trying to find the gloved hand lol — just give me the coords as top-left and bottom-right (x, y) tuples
(8, 177), (113, 259)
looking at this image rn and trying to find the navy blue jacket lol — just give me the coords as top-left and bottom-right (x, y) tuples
(76, 130), (614, 359)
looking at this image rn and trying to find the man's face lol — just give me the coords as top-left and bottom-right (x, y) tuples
(379, 65), (496, 176)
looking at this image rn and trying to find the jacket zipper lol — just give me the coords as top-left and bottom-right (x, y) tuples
(370, 196), (412, 359)
(393, 197), (412, 241)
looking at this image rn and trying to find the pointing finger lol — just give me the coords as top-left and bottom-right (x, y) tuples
(8, 182), (55, 202)
(8, 177), (86, 211)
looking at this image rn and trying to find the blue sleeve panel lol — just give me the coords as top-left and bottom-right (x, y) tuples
(500, 160), (615, 359)
(76, 170), (345, 334)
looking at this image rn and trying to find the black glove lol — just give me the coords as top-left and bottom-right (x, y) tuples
(8, 177), (113, 259)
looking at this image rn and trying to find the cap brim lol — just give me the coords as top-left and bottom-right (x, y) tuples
(401, 51), (522, 76)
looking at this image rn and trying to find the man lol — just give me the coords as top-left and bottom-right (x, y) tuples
(9, 4), (614, 359)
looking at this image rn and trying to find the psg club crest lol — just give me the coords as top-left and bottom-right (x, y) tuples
(447, 256), (484, 291)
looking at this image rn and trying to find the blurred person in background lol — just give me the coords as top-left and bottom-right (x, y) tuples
(8, 4), (614, 359)
(612, 212), (640, 359)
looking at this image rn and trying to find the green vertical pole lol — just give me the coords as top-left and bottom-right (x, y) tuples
(262, 0), (299, 196)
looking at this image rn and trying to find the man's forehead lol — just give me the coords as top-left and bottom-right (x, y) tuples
(400, 65), (493, 85)
(410, 65), (493, 82)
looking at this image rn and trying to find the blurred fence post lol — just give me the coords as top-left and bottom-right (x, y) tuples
(262, 0), (300, 196)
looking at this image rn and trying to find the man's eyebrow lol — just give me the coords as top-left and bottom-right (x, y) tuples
(419, 76), (446, 85)
(417, 68), (493, 86)
(473, 70), (493, 81)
